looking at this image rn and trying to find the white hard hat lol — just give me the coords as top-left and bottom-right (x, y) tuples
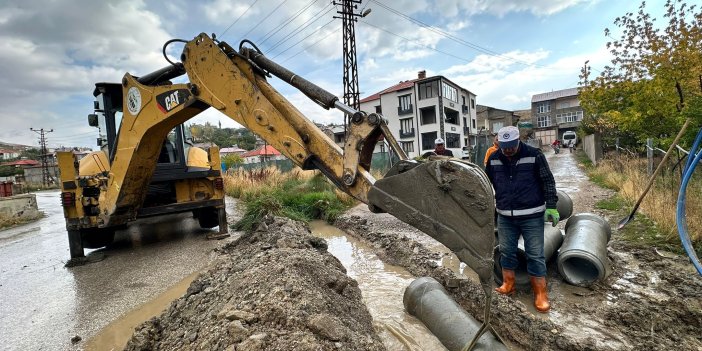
(435, 138), (445, 144)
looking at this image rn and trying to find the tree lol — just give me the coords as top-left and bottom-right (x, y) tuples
(579, 0), (702, 148)
(20, 148), (42, 161)
(221, 154), (244, 170)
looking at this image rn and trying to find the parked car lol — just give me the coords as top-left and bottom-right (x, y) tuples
(562, 131), (577, 148)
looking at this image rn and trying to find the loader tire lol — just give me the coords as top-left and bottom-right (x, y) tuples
(80, 228), (116, 249)
(196, 207), (219, 229)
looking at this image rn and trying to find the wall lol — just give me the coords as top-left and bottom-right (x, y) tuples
(23, 165), (59, 186)
(583, 133), (602, 165)
(0, 193), (40, 218)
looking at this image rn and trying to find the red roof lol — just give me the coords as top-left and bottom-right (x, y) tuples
(0, 149), (18, 154)
(1, 159), (39, 167)
(360, 79), (417, 103)
(242, 145), (281, 157)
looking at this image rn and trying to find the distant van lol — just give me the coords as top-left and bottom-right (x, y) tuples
(562, 131), (577, 147)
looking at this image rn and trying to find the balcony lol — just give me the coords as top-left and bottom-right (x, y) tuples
(398, 104), (413, 116)
(399, 128), (415, 138)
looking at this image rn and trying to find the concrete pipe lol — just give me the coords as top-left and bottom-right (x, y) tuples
(403, 277), (508, 351)
(557, 190), (574, 220)
(493, 226), (564, 289)
(558, 213), (612, 287)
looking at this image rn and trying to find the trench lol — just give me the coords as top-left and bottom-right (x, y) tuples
(309, 220), (448, 351)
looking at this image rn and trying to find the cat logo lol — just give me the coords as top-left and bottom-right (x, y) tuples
(156, 89), (191, 114)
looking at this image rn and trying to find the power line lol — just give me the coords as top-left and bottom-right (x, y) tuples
(270, 18), (336, 60)
(368, 0), (545, 69)
(220, 0), (260, 39)
(266, 3), (334, 54)
(241, 0), (290, 40)
(257, 0), (320, 45)
(359, 20), (472, 63)
(280, 23), (341, 64)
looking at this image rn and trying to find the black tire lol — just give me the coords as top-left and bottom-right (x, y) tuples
(196, 207), (219, 229)
(80, 228), (116, 249)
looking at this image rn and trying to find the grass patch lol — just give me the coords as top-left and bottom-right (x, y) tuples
(575, 150), (702, 257)
(224, 167), (356, 232)
(595, 196), (628, 211)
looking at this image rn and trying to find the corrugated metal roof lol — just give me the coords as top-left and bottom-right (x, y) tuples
(531, 87), (579, 103)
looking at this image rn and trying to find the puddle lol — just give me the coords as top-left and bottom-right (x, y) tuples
(84, 271), (200, 351)
(309, 220), (447, 351)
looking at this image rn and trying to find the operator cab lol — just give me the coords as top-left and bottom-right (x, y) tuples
(90, 83), (193, 177)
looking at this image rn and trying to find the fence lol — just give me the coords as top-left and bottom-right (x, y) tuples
(227, 152), (400, 175)
(609, 137), (693, 178)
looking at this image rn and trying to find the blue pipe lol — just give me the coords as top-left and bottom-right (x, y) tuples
(676, 127), (702, 276)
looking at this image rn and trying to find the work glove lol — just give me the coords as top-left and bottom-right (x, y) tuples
(545, 208), (560, 227)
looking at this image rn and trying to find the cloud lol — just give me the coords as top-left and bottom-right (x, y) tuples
(431, 0), (598, 17)
(0, 0), (173, 146)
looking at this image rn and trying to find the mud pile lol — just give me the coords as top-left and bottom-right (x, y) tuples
(124, 216), (385, 351)
(336, 212), (702, 351)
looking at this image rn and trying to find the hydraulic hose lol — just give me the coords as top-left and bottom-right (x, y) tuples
(677, 127), (702, 276)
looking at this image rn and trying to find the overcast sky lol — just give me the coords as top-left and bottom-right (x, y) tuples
(0, 0), (668, 149)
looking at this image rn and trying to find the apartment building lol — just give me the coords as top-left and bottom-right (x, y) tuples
(531, 87), (584, 145)
(476, 105), (520, 134)
(359, 71), (477, 159)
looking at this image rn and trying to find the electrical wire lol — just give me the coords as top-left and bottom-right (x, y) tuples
(280, 23), (341, 64)
(677, 127), (702, 276)
(240, 0), (290, 40)
(270, 18), (335, 60)
(266, 3), (334, 54)
(220, 0), (260, 39)
(256, 0), (320, 45)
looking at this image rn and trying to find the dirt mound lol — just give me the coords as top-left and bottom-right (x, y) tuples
(336, 211), (702, 351)
(124, 216), (385, 351)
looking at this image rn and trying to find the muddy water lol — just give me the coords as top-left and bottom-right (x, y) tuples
(309, 220), (447, 351)
(84, 271), (199, 350)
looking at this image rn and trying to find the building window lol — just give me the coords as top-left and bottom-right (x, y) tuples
(399, 94), (411, 110)
(537, 102), (551, 113)
(418, 81), (437, 100)
(398, 94), (412, 115)
(472, 119), (476, 129)
(420, 106), (436, 125)
(537, 115), (551, 128)
(441, 82), (458, 102)
(401, 141), (414, 153)
(445, 133), (460, 148)
(375, 105), (382, 114)
(421, 132), (437, 150)
(400, 118), (413, 132)
(556, 111), (584, 124)
(444, 107), (459, 125)
(471, 98), (475, 109)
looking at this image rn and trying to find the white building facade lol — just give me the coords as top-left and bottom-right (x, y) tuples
(359, 71), (477, 159)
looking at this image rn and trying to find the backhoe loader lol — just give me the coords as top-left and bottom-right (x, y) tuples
(58, 33), (499, 347)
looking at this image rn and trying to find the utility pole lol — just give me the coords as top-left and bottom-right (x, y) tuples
(30, 128), (54, 187)
(334, 0), (370, 127)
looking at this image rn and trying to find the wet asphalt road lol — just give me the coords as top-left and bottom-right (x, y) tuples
(0, 190), (237, 351)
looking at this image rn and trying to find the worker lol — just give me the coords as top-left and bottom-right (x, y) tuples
(483, 134), (499, 165)
(433, 138), (454, 157)
(485, 126), (559, 313)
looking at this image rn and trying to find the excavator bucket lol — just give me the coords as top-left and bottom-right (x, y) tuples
(368, 158), (500, 348)
(368, 158), (495, 290)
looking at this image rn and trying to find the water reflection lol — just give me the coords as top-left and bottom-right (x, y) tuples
(309, 220), (447, 351)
